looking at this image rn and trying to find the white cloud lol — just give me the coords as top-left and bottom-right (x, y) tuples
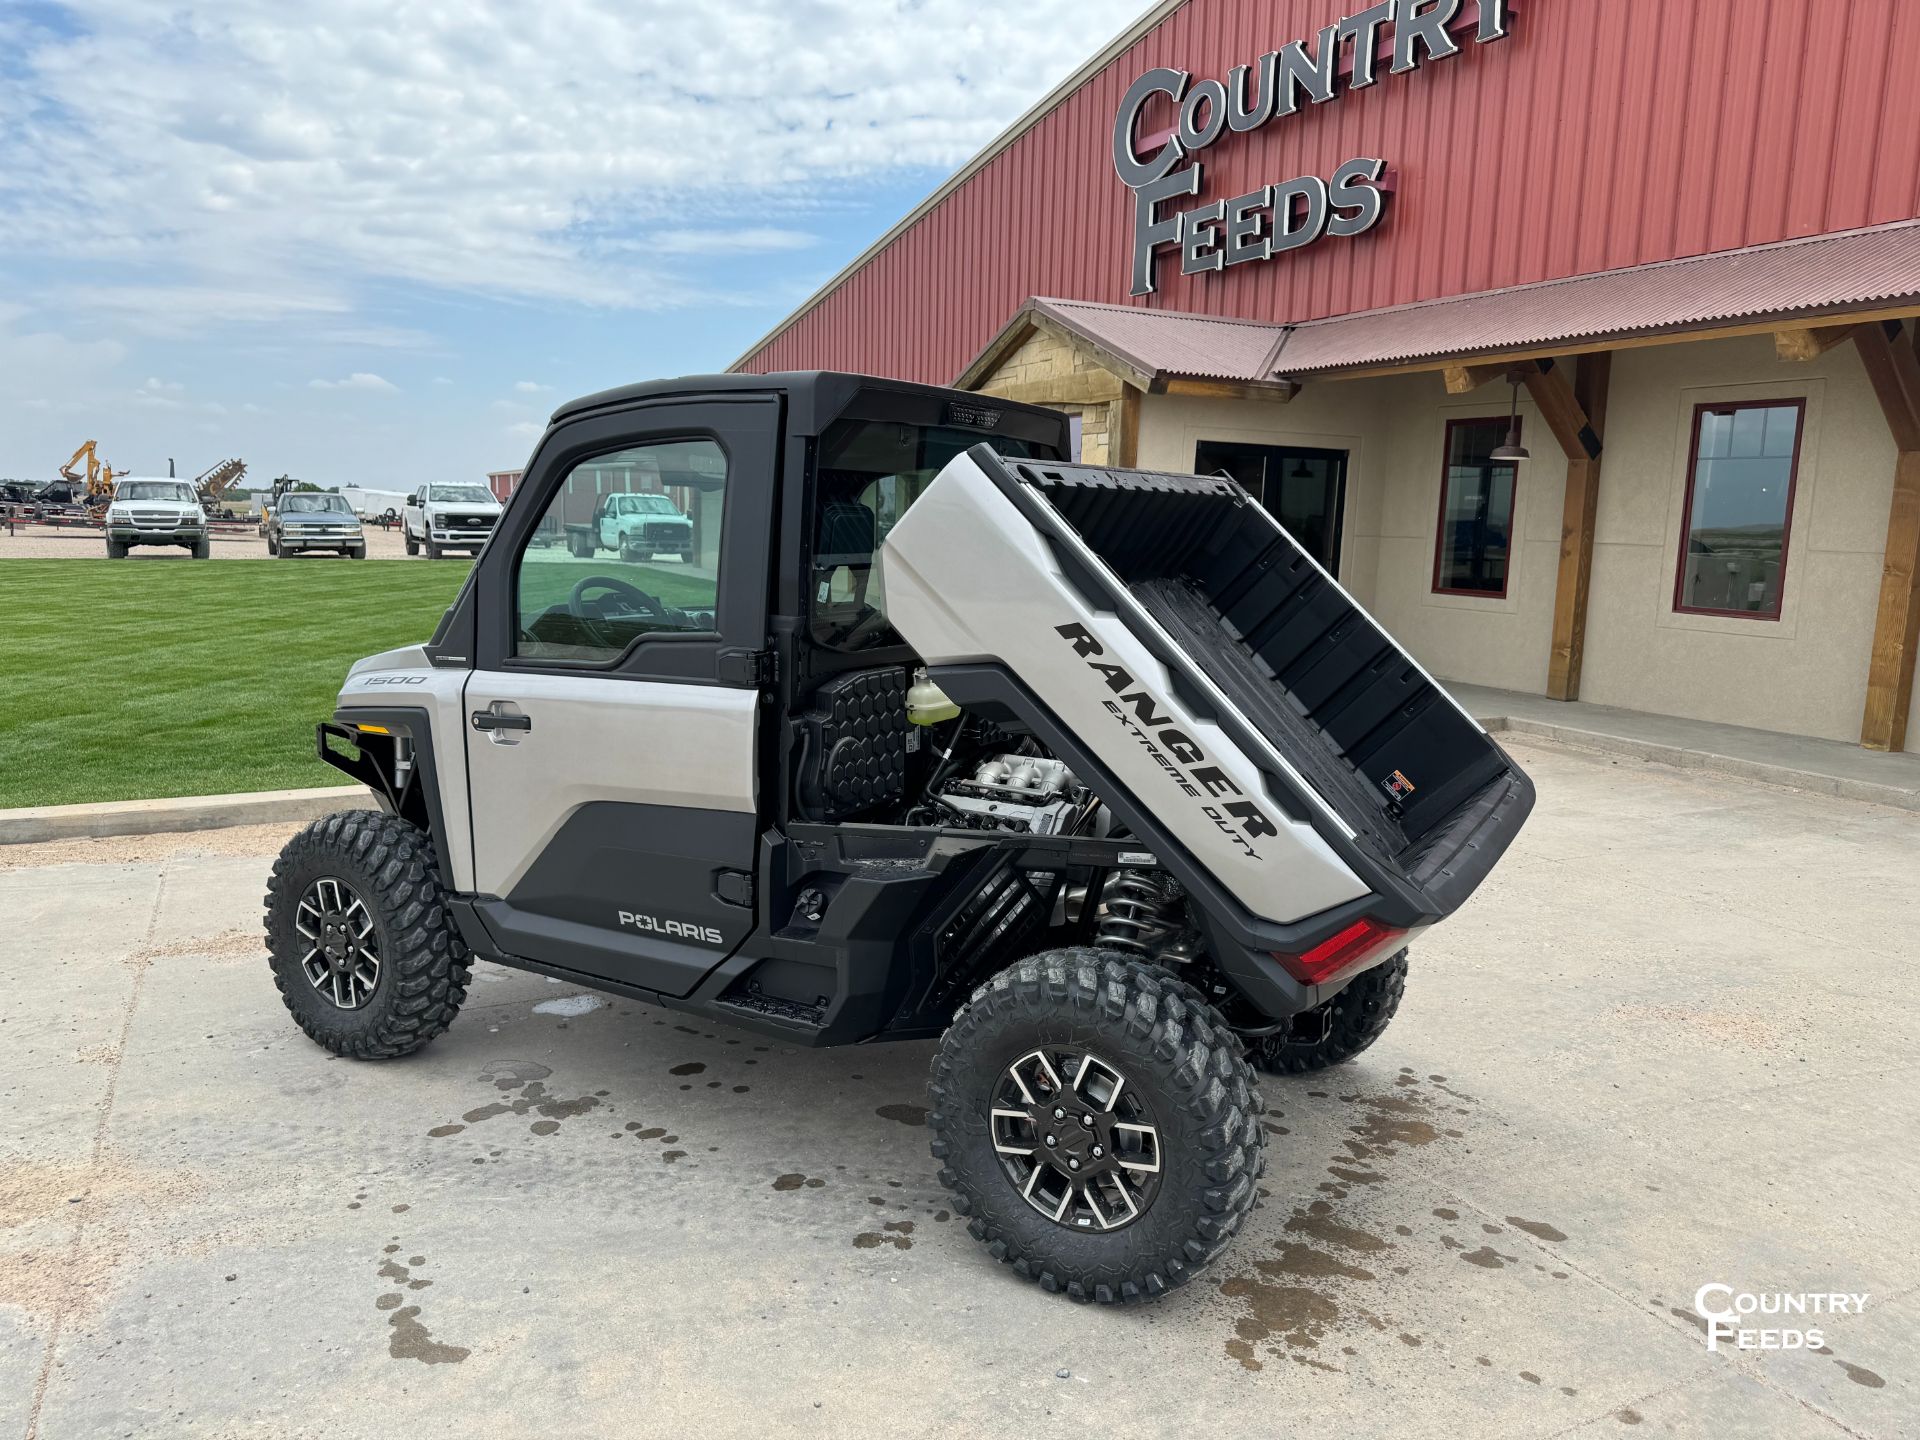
(513, 380), (551, 394)
(431, 376), (454, 386)
(504, 421), (541, 439)
(649, 227), (818, 257)
(0, 1), (1142, 321)
(309, 372), (398, 392)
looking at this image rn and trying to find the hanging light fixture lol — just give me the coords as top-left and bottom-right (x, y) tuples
(1490, 378), (1529, 463)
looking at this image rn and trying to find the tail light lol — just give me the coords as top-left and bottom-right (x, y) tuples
(1273, 917), (1406, 986)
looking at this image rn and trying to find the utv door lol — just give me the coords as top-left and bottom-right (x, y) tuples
(461, 397), (776, 998)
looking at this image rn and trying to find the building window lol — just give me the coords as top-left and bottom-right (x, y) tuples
(1674, 400), (1804, 619)
(1432, 417), (1520, 597)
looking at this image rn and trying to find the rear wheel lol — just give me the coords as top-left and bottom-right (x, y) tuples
(1250, 952), (1409, 1076)
(929, 950), (1264, 1304)
(404, 530), (418, 556)
(264, 811), (469, 1059)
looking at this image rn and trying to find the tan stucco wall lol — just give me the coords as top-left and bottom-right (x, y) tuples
(1138, 371), (1560, 696)
(1136, 333), (1907, 748)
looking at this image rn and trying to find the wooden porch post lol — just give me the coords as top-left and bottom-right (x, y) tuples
(1854, 321), (1920, 751)
(1526, 353), (1611, 701)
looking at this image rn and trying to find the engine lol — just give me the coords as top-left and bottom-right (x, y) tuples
(931, 753), (1088, 835)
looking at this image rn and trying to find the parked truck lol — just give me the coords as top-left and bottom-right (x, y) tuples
(403, 483), (503, 558)
(265, 371), (1533, 1304)
(563, 489), (695, 562)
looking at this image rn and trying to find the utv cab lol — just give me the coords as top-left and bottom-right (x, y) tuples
(267, 371), (1532, 1303)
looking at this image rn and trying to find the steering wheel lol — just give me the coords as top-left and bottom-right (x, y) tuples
(569, 574), (668, 621)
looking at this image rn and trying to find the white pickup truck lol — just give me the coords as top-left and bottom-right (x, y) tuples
(403, 483), (503, 559)
(563, 490), (694, 561)
(103, 478), (209, 559)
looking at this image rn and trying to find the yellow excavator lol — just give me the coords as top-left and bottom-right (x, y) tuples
(58, 440), (127, 509)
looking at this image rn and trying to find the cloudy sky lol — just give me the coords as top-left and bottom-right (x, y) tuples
(0, 0), (1142, 486)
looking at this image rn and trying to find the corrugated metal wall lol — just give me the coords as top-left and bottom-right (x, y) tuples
(741, 0), (1920, 382)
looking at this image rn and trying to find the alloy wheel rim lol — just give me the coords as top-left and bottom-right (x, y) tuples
(990, 1047), (1162, 1231)
(296, 876), (382, 1010)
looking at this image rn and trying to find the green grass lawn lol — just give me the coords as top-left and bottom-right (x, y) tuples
(0, 560), (472, 808)
(1, 556), (720, 808)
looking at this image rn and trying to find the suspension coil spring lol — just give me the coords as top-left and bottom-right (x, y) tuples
(1096, 869), (1182, 956)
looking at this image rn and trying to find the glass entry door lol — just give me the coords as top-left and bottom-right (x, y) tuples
(1194, 441), (1348, 576)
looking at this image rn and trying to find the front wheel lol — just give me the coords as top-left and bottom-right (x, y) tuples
(929, 950), (1264, 1304)
(1249, 952), (1408, 1076)
(264, 811), (470, 1059)
(425, 539), (441, 560)
(191, 538), (210, 559)
(106, 539), (128, 559)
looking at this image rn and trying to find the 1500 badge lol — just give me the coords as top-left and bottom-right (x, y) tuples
(1055, 623), (1278, 860)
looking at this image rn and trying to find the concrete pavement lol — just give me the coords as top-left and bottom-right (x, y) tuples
(2, 740), (1915, 1438)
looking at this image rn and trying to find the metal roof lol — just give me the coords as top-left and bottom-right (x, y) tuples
(1020, 298), (1290, 383)
(1271, 220), (1920, 375)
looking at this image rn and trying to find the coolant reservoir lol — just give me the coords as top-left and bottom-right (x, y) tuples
(907, 669), (961, 725)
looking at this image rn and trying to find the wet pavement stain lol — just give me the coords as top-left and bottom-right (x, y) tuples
(772, 1174), (826, 1191)
(852, 1220), (914, 1251)
(1615, 1409), (1643, 1425)
(1284, 1201), (1390, 1253)
(1258, 1243), (1375, 1283)
(427, 1125), (464, 1138)
(374, 1250), (467, 1364)
(668, 1062), (705, 1076)
(1836, 1360), (1885, 1388)
(457, 1079), (601, 1129)
(1505, 1216), (1568, 1243)
(1218, 1277), (1343, 1369)
(875, 1103), (929, 1126)
(387, 1305), (469, 1365)
(1458, 1246), (1518, 1270)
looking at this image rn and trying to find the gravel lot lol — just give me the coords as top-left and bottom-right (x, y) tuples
(3, 739), (1914, 1438)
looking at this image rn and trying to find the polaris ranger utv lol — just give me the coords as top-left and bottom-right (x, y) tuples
(265, 372), (1532, 1303)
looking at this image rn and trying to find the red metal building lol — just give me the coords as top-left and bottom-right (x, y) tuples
(737, 0), (1920, 758)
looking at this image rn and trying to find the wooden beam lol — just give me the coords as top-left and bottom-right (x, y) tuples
(1441, 361), (1513, 394)
(1774, 324), (1859, 361)
(977, 371), (1125, 407)
(1861, 449), (1920, 751)
(1113, 386), (1142, 468)
(1158, 376), (1299, 403)
(1856, 320), (1920, 751)
(1854, 322), (1920, 453)
(1520, 358), (1602, 463)
(1544, 354), (1611, 702)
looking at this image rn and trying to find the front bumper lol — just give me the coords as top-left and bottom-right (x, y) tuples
(109, 525), (204, 544)
(280, 529), (363, 549)
(428, 529), (493, 545)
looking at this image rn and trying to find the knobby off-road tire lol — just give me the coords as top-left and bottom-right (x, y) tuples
(264, 811), (470, 1059)
(1250, 951), (1409, 1076)
(929, 949), (1265, 1304)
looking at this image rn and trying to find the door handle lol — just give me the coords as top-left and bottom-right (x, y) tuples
(471, 709), (532, 732)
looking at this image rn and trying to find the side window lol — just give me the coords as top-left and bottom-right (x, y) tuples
(1674, 401), (1803, 618)
(1433, 417), (1520, 597)
(514, 438), (727, 663)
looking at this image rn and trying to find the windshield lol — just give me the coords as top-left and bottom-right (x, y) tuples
(810, 420), (1059, 652)
(619, 494), (682, 516)
(281, 494), (354, 514)
(429, 485), (494, 505)
(118, 481), (195, 504)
